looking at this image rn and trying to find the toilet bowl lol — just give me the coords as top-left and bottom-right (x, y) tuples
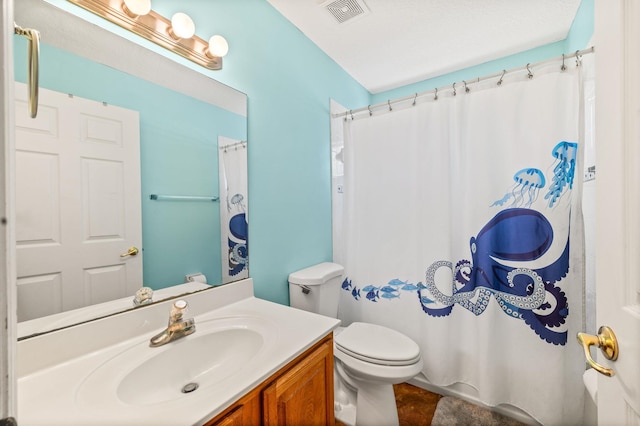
(333, 323), (423, 426)
(289, 263), (423, 426)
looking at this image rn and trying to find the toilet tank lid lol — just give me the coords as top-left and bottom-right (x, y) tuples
(288, 262), (344, 285)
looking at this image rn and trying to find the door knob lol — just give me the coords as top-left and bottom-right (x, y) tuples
(120, 246), (139, 257)
(577, 326), (619, 377)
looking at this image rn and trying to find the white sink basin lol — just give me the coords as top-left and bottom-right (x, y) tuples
(18, 283), (341, 426)
(75, 315), (277, 407)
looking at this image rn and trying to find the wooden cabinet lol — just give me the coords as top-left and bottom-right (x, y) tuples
(205, 334), (334, 426)
(262, 334), (334, 425)
(206, 393), (261, 426)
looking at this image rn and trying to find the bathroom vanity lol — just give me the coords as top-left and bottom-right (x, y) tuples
(16, 279), (340, 425)
(206, 334), (334, 425)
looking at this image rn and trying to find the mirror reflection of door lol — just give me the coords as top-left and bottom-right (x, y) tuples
(14, 82), (142, 321)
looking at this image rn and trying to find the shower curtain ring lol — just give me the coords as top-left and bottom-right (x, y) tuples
(452, 82), (457, 96)
(388, 100), (393, 111)
(463, 80), (470, 93)
(561, 53), (567, 71)
(575, 50), (582, 67)
(350, 110), (354, 120)
(526, 63), (533, 79)
(412, 93), (417, 106)
(368, 105), (372, 116)
(497, 70), (506, 86)
(434, 87), (438, 100)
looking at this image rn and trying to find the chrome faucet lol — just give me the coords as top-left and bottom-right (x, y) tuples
(149, 299), (195, 347)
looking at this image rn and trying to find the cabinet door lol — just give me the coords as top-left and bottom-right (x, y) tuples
(205, 393), (261, 426)
(263, 339), (334, 426)
(208, 405), (243, 426)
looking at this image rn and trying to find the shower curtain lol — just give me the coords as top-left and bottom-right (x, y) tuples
(337, 60), (587, 425)
(218, 136), (248, 283)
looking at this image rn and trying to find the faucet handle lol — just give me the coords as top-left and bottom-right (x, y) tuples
(133, 286), (154, 306)
(170, 299), (188, 321)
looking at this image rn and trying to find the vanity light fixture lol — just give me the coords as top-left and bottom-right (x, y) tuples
(168, 12), (196, 40)
(67, 0), (228, 70)
(206, 35), (229, 59)
(122, 0), (150, 18)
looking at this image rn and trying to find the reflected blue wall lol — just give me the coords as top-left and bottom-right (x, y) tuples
(15, 39), (247, 289)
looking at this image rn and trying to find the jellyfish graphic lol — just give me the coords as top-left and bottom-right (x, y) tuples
(228, 193), (246, 213)
(491, 168), (546, 208)
(544, 141), (578, 208)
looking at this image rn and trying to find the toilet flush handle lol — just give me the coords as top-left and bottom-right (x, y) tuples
(293, 283), (312, 294)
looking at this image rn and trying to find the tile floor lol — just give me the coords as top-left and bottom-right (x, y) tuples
(335, 383), (441, 426)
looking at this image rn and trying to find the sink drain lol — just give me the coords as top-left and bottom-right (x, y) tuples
(181, 382), (199, 394)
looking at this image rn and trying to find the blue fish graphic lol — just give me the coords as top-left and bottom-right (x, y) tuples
(362, 285), (378, 292)
(401, 284), (420, 291)
(366, 290), (379, 302)
(351, 288), (361, 300)
(381, 292), (400, 299)
(380, 286), (399, 293)
(341, 278), (352, 290)
(387, 279), (407, 286)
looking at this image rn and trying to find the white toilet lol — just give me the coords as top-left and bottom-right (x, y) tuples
(288, 262), (423, 426)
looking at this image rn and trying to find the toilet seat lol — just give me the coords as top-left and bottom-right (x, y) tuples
(335, 322), (421, 366)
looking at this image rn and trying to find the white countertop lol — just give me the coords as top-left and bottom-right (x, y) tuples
(17, 278), (340, 425)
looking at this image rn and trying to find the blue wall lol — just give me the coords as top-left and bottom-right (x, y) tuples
(39, 0), (593, 306)
(148, 0), (372, 304)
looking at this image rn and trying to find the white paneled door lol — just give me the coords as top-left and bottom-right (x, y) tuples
(14, 83), (142, 321)
(593, 0), (640, 423)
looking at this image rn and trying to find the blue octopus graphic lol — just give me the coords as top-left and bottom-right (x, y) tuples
(340, 142), (577, 346)
(228, 212), (248, 276)
(419, 208), (570, 345)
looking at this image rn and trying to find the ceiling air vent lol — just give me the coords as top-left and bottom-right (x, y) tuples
(324, 0), (369, 24)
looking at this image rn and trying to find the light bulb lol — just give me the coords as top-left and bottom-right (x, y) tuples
(122, 0), (151, 17)
(207, 35), (229, 58)
(169, 12), (195, 39)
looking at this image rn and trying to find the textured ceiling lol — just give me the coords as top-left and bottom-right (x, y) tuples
(266, 0), (582, 94)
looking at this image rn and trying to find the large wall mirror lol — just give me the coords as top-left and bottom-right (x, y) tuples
(14, 0), (248, 339)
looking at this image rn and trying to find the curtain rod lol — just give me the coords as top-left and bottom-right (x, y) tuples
(334, 46), (595, 119)
(219, 140), (247, 150)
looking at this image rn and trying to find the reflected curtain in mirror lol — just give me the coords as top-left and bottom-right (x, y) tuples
(218, 137), (248, 283)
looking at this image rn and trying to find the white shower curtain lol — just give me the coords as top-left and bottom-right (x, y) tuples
(337, 60), (587, 425)
(218, 136), (248, 283)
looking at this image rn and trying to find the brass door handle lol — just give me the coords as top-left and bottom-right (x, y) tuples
(14, 24), (40, 118)
(577, 326), (619, 377)
(120, 247), (139, 257)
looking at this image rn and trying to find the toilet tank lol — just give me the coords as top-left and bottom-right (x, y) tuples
(288, 262), (344, 318)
